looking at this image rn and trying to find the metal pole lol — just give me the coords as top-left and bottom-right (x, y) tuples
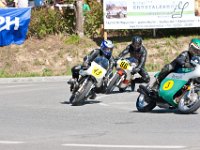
(153, 29), (156, 38)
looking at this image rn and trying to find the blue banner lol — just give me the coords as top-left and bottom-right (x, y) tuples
(0, 8), (31, 46)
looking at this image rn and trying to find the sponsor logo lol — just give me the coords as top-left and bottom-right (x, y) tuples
(171, 74), (183, 79)
(0, 16), (19, 32)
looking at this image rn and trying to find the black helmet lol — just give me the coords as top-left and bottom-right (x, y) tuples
(131, 36), (142, 51)
(188, 38), (200, 56)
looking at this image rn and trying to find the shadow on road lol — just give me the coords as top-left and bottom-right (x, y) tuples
(132, 109), (199, 115)
(60, 100), (101, 106)
(105, 90), (134, 95)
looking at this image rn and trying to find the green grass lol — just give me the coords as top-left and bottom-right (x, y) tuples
(64, 34), (80, 45)
(0, 70), (41, 78)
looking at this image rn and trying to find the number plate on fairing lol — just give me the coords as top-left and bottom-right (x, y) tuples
(118, 59), (130, 70)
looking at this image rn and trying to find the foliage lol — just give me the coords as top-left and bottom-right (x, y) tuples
(84, 1), (103, 37)
(28, 2), (200, 39)
(28, 7), (74, 38)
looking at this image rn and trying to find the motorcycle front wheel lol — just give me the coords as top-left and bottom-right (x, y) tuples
(136, 93), (156, 112)
(70, 80), (93, 106)
(106, 73), (121, 94)
(178, 90), (200, 114)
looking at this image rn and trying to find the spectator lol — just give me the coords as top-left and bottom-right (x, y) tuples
(54, 0), (64, 4)
(6, 0), (16, 7)
(0, 0), (7, 7)
(34, 0), (44, 7)
(14, 0), (28, 8)
(82, 0), (90, 16)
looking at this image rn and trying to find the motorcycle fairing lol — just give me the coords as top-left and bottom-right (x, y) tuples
(159, 73), (188, 106)
(87, 61), (107, 79)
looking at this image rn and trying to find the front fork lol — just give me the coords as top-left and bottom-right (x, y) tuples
(77, 77), (95, 97)
(175, 81), (197, 104)
(116, 69), (126, 86)
(185, 81), (198, 103)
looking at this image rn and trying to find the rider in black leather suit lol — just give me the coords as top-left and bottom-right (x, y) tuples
(70, 40), (115, 82)
(68, 39), (115, 98)
(118, 36), (150, 90)
(156, 38), (200, 86)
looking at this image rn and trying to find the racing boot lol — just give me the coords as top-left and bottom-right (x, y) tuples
(67, 78), (77, 92)
(150, 79), (160, 93)
(89, 88), (97, 99)
(131, 80), (136, 91)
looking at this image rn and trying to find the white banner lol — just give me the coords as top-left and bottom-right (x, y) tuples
(103, 0), (200, 29)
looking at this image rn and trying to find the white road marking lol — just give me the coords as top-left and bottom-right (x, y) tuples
(0, 141), (24, 144)
(98, 103), (109, 106)
(62, 143), (186, 149)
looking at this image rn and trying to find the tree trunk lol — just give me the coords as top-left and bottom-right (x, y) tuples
(75, 0), (84, 37)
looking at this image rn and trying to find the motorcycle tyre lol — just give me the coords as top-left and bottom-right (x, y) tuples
(119, 88), (126, 92)
(136, 93), (156, 112)
(178, 90), (200, 114)
(70, 80), (93, 106)
(131, 80), (135, 91)
(106, 73), (121, 94)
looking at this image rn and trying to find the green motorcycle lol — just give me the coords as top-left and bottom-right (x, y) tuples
(136, 56), (200, 114)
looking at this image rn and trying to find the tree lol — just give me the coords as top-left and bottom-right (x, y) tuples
(75, 0), (84, 37)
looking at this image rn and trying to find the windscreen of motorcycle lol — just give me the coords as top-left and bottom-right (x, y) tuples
(126, 57), (138, 67)
(94, 56), (109, 70)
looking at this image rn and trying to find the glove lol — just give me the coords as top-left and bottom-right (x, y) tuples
(131, 68), (140, 74)
(115, 57), (120, 61)
(183, 62), (194, 68)
(82, 61), (90, 69)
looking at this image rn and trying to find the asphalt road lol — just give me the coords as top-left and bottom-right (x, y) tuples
(0, 76), (200, 150)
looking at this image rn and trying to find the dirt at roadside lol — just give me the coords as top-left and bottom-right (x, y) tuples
(0, 35), (197, 77)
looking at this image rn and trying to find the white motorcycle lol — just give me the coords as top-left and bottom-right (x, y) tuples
(106, 57), (138, 93)
(69, 56), (109, 106)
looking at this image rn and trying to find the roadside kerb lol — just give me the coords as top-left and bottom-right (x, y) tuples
(0, 72), (157, 83)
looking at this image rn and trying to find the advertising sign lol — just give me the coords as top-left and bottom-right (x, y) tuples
(104, 0), (200, 29)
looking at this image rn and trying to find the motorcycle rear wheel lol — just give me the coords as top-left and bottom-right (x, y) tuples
(70, 80), (93, 106)
(136, 93), (156, 112)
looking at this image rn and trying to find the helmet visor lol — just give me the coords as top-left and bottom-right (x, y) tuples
(191, 48), (200, 56)
(103, 47), (113, 52)
(132, 42), (141, 50)
(190, 43), (200, 56)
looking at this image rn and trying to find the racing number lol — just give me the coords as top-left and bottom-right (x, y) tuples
(120, 61), (128, 69)
(162, 80), (174, 90)
(93, 68), (102, 76)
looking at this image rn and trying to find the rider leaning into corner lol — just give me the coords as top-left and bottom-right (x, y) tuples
(117, 35), (150, 91)
(151, 38), (200, 92)
(67, 39), (115, 99)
